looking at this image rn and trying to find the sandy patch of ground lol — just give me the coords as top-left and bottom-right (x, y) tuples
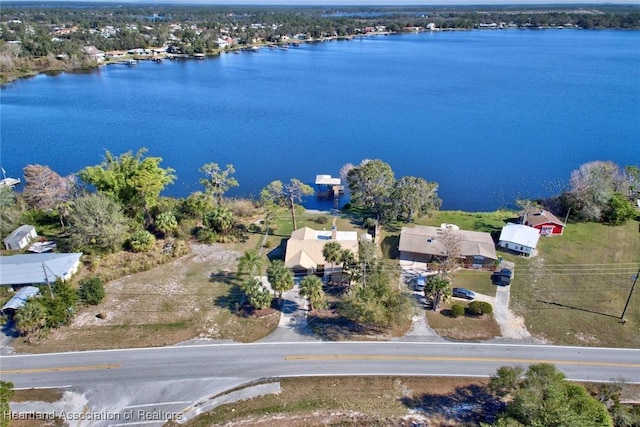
(72, 243), (241, 328)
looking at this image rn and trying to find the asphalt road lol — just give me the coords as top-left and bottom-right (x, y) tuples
(1, 341), (639, 426)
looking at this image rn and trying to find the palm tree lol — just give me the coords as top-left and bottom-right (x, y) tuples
(339, 249), (356, 285)
(424, 275), (452, 311)
(299, 275), (324, 311)
(204, 206), (235, 234)
(241, 277), (273, 310)
(14, 300), (46, 336)
(237, 249), (263, 278)
(322, 241), (343, 276)
(267, 260), (294, 306)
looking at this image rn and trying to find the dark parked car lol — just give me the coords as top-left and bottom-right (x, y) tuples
(414, 275), (426, 292)
(491, 268), (513, 286)
(452, 287), (476, 300)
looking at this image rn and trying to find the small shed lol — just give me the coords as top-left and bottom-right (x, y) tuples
(2, 286), (40, 317)
(523, 209), (565, 236)
(498, 223), (540, 257)
(3, 225), (37, 251)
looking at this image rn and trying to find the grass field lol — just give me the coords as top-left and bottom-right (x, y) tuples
(176, 376), (640, 427)
(11, 240), (279, 354)
(508, 218), (640, 347)
(178, 376), (495, 427)
(379, 210), (640, 347)
(426, 300), (501, 341)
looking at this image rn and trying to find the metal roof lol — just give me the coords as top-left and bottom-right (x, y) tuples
(315, 175), (341, 186)
(3, 224), (36, 244)
(0, 253), (83, 286)
(2, 286), (40, 313)
(498, 223), (540, 249)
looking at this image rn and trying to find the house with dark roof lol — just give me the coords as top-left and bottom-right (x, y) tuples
(398, 225), (497, 268)
(522, 209), (566, 236)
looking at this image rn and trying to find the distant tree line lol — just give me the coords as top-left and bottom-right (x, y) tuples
(1, 4), (639, 82)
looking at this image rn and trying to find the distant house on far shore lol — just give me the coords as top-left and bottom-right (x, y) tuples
(522, 209), (566, 236)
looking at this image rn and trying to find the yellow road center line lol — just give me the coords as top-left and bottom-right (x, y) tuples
(0, 363), (121, 375)
(285, 355), (640, 368)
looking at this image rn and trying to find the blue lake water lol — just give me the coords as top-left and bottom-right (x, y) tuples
(1, 29), (639, 211)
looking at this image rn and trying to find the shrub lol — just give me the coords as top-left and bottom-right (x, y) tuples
(468, 301), (493, 315)
(363, 217), (377, 230)
(479, 301), (493, 314)
(128, 229), (156, 253)
(1, 380), (14, 427)
(78, 277), (105, 305)
(315, 216), (329, 225)
(204, 206), (235, 234)
(171, 240), (189, 257)
(196, 228), (217, 244)
(226, 198), (257, 217)
(451, 304), (465, 318)
(155, 211), (178, 237)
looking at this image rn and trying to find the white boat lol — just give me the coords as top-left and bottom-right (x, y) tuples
(28, 241), (57, 253)
(0, 168), (20, 188)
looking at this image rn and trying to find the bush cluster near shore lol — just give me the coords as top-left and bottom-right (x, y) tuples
(1, 148), (638, 345)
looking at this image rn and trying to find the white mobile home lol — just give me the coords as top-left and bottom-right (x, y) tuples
(3, 225), (37, 251)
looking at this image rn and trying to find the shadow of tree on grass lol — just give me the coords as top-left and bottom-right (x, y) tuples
(213, 283), (245, 312)
(400, 384), (504, 425)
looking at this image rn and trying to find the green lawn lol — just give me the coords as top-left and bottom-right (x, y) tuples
(509, 218), (640, 347)
(454, 270), (497, 297)
(379, 209), (640, 348)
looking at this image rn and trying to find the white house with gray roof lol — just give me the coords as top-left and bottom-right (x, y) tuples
(498, 223), (540, 257)
(0, 253), (83, 288)
(3, 225), (37, 251)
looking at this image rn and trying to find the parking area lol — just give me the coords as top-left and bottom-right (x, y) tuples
(400, 260), (536, 341)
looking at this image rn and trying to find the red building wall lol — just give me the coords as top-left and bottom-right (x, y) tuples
(532, 222), (564, 235)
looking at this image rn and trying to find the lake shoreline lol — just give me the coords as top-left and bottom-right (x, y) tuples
(3, 29), (637, 212)
(2, 25), (622, 86)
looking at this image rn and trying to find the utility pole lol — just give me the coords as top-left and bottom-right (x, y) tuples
(42, 263), (54, 298)
(620, 266), (640, 323)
